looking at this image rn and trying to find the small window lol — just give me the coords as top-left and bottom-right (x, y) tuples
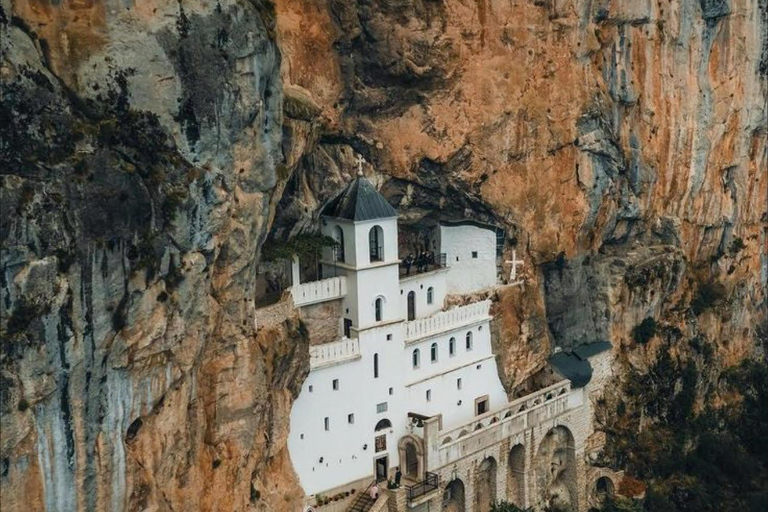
(308, 385), (313, 393)
(449, 337), (456, 356)
(348, 414), (355, 424)
(456, 256), (460, 262)
(475, 397), (489, 416)
(466, 332), (473, 351)
(412, 349), (420, 369)
(386, 333), (392, 341)
(332, 379), (339, 390)
(389, 387), (394, 395)
(426, 389), (432, 402)
(472, 251), (478, 258)
(374, 353), (379, 378)
(457, 378), (462, 390)
(377, 402), (388, 413)
(300, 433), (304, 439)
(374, 297), (383, 322)
(430, 343), (438, 362)
(427, 287), (434, 304)
(324, 417), (330, 431)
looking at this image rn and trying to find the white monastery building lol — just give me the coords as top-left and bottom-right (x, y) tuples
(283, 173), (617, 512)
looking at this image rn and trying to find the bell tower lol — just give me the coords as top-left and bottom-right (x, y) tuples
(320, 158), (401, 332)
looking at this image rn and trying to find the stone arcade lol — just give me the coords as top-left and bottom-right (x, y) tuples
(283, 174), (619, 512)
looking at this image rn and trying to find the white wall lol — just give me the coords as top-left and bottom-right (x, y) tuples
(352, 218), (399, 267)
(401, 320), (507, 431)
(439, 224), (497, 294)
(287, 316), (509, 496)
(398, 270), (447, 320)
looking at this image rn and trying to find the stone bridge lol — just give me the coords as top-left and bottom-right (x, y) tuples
(390, 375), (622, 512)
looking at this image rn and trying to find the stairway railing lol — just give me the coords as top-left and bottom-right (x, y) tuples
(347, 480), (377, 512)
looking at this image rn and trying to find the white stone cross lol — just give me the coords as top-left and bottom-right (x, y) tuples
(355, 154), (365, 176)
(506, 249), (525, 282)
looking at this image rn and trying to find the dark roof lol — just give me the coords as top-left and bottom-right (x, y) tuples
(549, 352), (593, 388)
(321, 176), (398, 221)
(548, 341), (612, 389)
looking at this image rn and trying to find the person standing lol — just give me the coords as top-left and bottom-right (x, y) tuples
(395, 467), (402, 487)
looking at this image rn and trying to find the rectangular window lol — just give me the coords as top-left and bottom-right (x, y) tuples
(472, 251), (478, 258)
(426, 389), (432, 402)
(475, 396), (489, 416)
(308, 385), (313, 393)
(332, 379), (339, 390)
(457, 378), (462, 390)
(324, 417), (330, 431)
(388, 387), (394, 395)
(386, 333), (392, 341)
(348, 413), (355, 424)
(376, 402), (388, 413)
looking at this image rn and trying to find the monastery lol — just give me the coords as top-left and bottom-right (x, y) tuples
(280, 169), (621, 512)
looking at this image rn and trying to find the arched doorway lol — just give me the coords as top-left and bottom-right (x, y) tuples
(443, 478), (465, 512)
(397, 436), (424, 481)
(407, 291), (416, 321)
(507, 444), (526, 507)
(593, 476), (615, 504)
(474, 457), (497, 512)
(534, 426), (577, 512)
(405, 443), (419, 478)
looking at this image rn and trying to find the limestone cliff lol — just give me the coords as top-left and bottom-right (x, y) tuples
(1, 1), (766, 512)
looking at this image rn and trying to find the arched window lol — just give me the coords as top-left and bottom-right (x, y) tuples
(374, 297), (383, 322)
(430, 342), (438, 362)
(426, 389), (432, 402)
(412, 349), (420, 369)
(407, 291), (416, 321)
(333, 225), (345, 262)
(466, 331), (473, 351)
(449, 337), (456, 356)
(375, 418), (392, 431)
(427, 287), (434, 304)
(369, 225), (383, 262)
(374, 353), (379, 378)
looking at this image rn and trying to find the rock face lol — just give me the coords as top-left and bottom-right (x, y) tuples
(0, 1), (766, 512)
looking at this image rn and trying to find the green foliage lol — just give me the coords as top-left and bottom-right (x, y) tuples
(691, 281), (727, 315)
(602, 353), (768, 512)
(261, 233), (337, 262)
(592, 496), (644, 512)
(632, 317), (657, 345)
(490, 501), (533, 512)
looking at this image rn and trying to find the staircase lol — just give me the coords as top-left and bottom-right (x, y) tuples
(346, 480), (378, 512)
(347, 493), (375, 512)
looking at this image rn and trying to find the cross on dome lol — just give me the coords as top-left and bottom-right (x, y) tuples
(355, 154), (365, 176)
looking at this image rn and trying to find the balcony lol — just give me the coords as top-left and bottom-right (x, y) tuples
(403, 300), (491, 342)
(405, 472), (440, 504)
(309, 337), (361, 369)
(290, 276), (347, 307)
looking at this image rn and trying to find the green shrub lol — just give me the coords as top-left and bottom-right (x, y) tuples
(691, 281), (727, 315)
(632, 317), (657, 345)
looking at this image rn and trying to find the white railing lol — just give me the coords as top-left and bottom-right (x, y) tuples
(290, 276), (347, 307)
(432, 380), (572, 468)
(309, 337), (360, 369)
(404, 300), (491, 341)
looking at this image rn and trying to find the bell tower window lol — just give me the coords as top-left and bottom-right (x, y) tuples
(333, 225), (345, 262)
(375, 297), (384, 322)
(369, 225), (383, 262)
